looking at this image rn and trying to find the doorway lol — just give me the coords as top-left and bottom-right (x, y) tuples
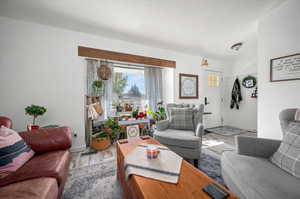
(203, 70), (224, 129)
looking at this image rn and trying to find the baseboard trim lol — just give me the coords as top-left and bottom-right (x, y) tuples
(70, 145), (86, 153)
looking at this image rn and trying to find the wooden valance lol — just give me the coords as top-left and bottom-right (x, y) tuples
(78, 46), (176, 68)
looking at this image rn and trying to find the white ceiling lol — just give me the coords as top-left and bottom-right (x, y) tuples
(0, 0), (285, 61)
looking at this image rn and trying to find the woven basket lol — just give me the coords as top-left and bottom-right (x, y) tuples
(91, 137), (111, 150)
(97, 62), (111, 80)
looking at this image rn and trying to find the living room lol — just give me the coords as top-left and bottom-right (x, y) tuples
(1, 0), (300, 199)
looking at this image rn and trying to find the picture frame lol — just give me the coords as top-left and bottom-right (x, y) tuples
(270, 53), (300, 82)
(126, 125), (140, 139)
(179, 73), (198, 99)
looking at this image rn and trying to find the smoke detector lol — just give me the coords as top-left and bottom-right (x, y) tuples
(230, 42), (243, 51)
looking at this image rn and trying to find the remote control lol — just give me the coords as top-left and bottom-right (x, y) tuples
(202, 183), (229, 199)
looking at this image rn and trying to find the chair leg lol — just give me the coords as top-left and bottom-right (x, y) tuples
(193, 159), (199, 168)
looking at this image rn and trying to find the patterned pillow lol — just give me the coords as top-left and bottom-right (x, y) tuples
(271, 121), (300, 179)
(0, 126), (34, 177)
(169, 107), (194, 130)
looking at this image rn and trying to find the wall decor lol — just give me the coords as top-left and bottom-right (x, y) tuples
(179, 73), (198, 99)
(97, 61), (111, 80)
(242, 75), (256, 88)
(270, 53), (300, 82)
(126, 125), (140, 139)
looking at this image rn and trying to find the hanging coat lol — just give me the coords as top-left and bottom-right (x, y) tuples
(230, 78), (242, 109)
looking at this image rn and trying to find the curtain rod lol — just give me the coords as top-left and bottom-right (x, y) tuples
(85, 58), (162, 69)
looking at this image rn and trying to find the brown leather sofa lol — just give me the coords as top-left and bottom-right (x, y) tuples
(0, 117), (72, 199)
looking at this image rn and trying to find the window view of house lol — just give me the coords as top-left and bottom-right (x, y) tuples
(112, 67), (147, 113)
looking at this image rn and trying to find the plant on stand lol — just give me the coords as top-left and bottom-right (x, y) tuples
(25, 104), (47, 130)
(91, 118), (125, 150)
(146, 102), (167, 121)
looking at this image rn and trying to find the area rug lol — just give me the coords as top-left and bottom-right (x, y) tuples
(62, 152), (224, 199)
(205, 126), (251, 136)
(199, 151), (224, 185)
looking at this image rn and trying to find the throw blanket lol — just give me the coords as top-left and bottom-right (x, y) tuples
(124, 144), (183, 184)
(230, 78), (242, 109)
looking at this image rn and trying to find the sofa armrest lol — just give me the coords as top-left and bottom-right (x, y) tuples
(195, 123), (204, 137)
(19, 126), (72, 153)
(236, 136), (281, 158)
(0, 116), (12, 128)
(156, 120), (170, 131)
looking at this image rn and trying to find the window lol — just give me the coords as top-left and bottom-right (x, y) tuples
(112, 67), (147, 112)
(208, 74), (219, 87)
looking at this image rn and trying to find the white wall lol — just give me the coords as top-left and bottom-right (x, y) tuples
(223, 32), (258, 131)
(0, 17), (229, 150)
(257, 0), (300, 139)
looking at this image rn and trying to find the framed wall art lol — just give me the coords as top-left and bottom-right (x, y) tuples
(179, 73), (198, 99)
(126, 125), (140, 139)
(270, 53), (300, 82)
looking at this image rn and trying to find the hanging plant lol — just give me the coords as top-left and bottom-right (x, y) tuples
(92, 80), (105, 96)
(97, 61), (111, 80)
(242, 75), (256, 88)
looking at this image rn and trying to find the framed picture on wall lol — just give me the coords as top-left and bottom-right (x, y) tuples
(126, 125), (140, 139)
(179, 73), (198, 99)
(270, 53), (300, 82)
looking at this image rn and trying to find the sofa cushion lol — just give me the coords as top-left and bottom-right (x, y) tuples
(0, 177), (58, 199)
(0, 126), (34, 177)
(154, 129), (200, 149)
(222, 151), (300, 199)
(169, 107), (194, 130)
(0, 150), (71, 186)
(271, 121), (300, 179)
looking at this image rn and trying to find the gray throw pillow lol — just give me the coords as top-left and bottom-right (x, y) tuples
(169, 107), (194, 130)
(192, 105), (203, 130)
(271, 121), (300, 179)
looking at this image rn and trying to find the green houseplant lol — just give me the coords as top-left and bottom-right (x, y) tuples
(92, 80), (105, 96)
(91, 118), (125, 150)
(25, 104), (47, 130)
(146, 103), (167, 121)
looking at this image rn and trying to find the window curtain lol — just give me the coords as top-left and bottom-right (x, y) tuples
(145, 67), (163, 111)
(86, 59), (98, 96)
(86, 59), (114, 119)
(103, 62), (114, 118)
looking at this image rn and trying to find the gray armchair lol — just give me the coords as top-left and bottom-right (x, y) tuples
(153, 104), (204, 167)
(221, 108), (300, 199)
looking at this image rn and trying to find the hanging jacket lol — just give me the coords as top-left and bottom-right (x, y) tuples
(230, 78), (242, 109)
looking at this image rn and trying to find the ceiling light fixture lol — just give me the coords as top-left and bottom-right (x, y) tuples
(201, 59), (208, 67)
(230, 42), (243, 51)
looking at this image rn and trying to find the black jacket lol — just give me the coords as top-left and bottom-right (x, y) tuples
(230, 78), (242, 109)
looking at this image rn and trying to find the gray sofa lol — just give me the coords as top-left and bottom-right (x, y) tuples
(153, 103), (204, 167)
(221, 108), (300, 199)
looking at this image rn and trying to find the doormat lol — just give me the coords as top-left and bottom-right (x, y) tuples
(205, 126), (253, 136)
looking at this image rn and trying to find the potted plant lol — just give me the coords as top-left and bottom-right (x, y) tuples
(146, 102), (167, 121)
(92, 80), (105, 96)
(91, 118), (125, 150)
(132, 108), (139, 119)
(25, 105), (47, 130)
(91, 132), (111, 150)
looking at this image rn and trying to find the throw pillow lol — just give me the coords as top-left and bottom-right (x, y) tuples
(271, 121), (300, 179)
(0, 126), (34, 177)
(192, 105), (203, 130)
(169, 107), (194, 130)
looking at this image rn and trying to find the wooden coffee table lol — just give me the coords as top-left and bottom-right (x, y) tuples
(117, 137), (238, 199)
